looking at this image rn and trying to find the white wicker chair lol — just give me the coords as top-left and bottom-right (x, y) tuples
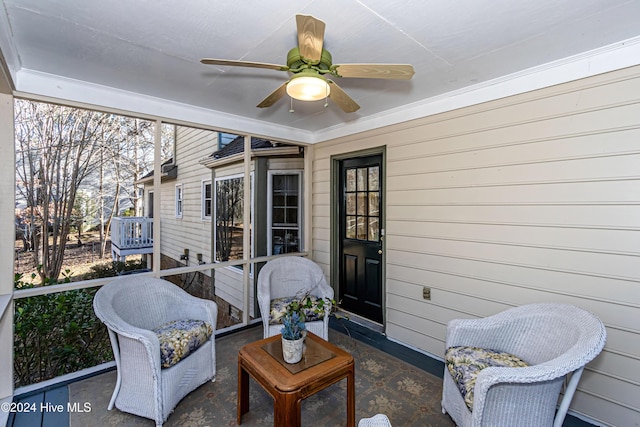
(441, 303), (606, 427)
(359, 414), (393, 426)
(93, 277), (217, 427)
(257, 256), (334, 340)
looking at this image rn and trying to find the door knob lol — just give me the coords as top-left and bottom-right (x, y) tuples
(378, 250), (383, 255)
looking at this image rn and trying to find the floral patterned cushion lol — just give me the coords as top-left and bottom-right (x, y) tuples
(269, 295), (327, 325)
(153, 319), (213, 369)
(445, 346), (529, 411)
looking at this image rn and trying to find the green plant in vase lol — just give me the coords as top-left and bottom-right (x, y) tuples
(281, 311), (306, 340)
(281, 311), (306, 363)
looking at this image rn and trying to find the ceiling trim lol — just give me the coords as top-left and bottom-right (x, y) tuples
(15, 69), (316, 143)
(11, 36), (640, 145)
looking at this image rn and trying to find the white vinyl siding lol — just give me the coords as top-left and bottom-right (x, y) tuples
(311, 65), (640, 427)
(158, 126), (216, 267)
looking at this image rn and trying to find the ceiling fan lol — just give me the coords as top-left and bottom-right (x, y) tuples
(201, 14), (415, 113)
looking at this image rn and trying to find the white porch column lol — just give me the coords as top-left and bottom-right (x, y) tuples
(242, 135), (251, 324)
(304, 145), (313, 257)
(0, 93), (15, 414)
(152, 120), (162, 274)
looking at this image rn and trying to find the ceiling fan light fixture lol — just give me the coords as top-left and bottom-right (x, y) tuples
(286, 75), (330, 101)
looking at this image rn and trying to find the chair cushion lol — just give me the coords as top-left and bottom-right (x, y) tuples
(269, 295), (326, 325)
(153, 319), (213, 368)
(445, 346), (529, 411)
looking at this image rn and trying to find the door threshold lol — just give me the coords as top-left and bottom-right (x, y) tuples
(335, 309), (384, 334)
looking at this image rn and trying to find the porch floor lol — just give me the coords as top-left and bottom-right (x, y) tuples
(8, 320), (593, 427)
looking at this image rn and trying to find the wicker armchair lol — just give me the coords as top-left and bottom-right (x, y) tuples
(441, 303), (606, 427)
(93, 277), (217, 426)
(257, 256), (334, 340)
(359, 414), (392, 426)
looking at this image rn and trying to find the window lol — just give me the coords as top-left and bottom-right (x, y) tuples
(218, 132), (237, 149)
(175, 184), (183, 218)
(147, 190), (154, 218)
(268, 171), (302, 255)
(202, 180), (212, 220)
(214, 175), (245, 265)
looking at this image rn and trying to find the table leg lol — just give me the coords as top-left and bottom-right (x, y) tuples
(274, 392), (302, 427)
(347, 367), (356, 427)
(237, 362), (249, 425)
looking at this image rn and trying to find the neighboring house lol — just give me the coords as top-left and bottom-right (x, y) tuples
(137, 129), (304, 320)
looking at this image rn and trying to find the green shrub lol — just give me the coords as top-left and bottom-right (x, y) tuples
(13, 259), (148, 387)
(81, 259), (148, 280)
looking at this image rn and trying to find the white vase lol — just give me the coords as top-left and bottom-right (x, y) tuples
(281, 335), (305, 363)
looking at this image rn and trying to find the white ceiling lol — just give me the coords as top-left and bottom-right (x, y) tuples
(1, 0), (640, 143)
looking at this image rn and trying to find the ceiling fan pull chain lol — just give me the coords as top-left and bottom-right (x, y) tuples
(324, 85), (329, 108)
(289, 97), (295, 113)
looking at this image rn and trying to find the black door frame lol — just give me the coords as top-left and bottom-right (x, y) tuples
(330, 146), (386, 327)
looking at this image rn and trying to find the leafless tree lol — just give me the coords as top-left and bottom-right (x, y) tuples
(15, 100), (174, 282)
(15, 100), (107, 280)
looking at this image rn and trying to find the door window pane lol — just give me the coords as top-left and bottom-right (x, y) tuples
(346, 216), (356, 239)
(346, 169), (356, 191)
(357, 168), (367, 191)
(368, 166), (379, 191)
(357, 192), (367, 215)
(368, 192), (379, 216)
(368, 217), (379, 241)
(346, 193), (356, 215)
(357, 216), (367, 240)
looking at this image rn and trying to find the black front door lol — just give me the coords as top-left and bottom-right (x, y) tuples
(338, 155), (383, 323)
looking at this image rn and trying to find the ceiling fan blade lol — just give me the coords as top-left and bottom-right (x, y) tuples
(296, 14), (325, 63)
(257, 82), (288, 108)
(328, 80), (360, 113)
(334, 64), (415, 79)
(201, 58), (288, 72)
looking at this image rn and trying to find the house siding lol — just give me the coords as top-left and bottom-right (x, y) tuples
(158, 126), (215, 267)
(311, 65), (640, 426)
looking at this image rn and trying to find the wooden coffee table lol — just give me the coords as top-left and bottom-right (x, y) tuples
(237, 331), (355, 427)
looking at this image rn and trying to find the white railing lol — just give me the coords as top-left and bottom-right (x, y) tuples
(111, 216), (153, 250)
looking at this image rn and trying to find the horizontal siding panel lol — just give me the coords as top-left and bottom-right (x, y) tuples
(578, 371), (640, 412)
(388, 125), (640, 164)
(387, 220), (640, 255)
(385, 261), (638, 331)
(385, 246), (640, 306)
(387, 278), (511, 318)
(603, 327), (640, 360)
(312, 215), (329, 229)
(570, 391), (638, 427)
(388, 155), (640, 190)
(385, 321), (446, 361)
(387, 234), (640, 282)
(387, 204), (640, 229)
(590, 350), (640, 385)
(387, 180), (640, 205)
(387, 293), (451, 326)
(386, 307), (445, 345)
(391, 101), (640, 153)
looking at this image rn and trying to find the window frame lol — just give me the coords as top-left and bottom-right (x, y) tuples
(175, 183), (183, 218)
(267, 170), (303, 256)
(202, 179), (212, 221)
